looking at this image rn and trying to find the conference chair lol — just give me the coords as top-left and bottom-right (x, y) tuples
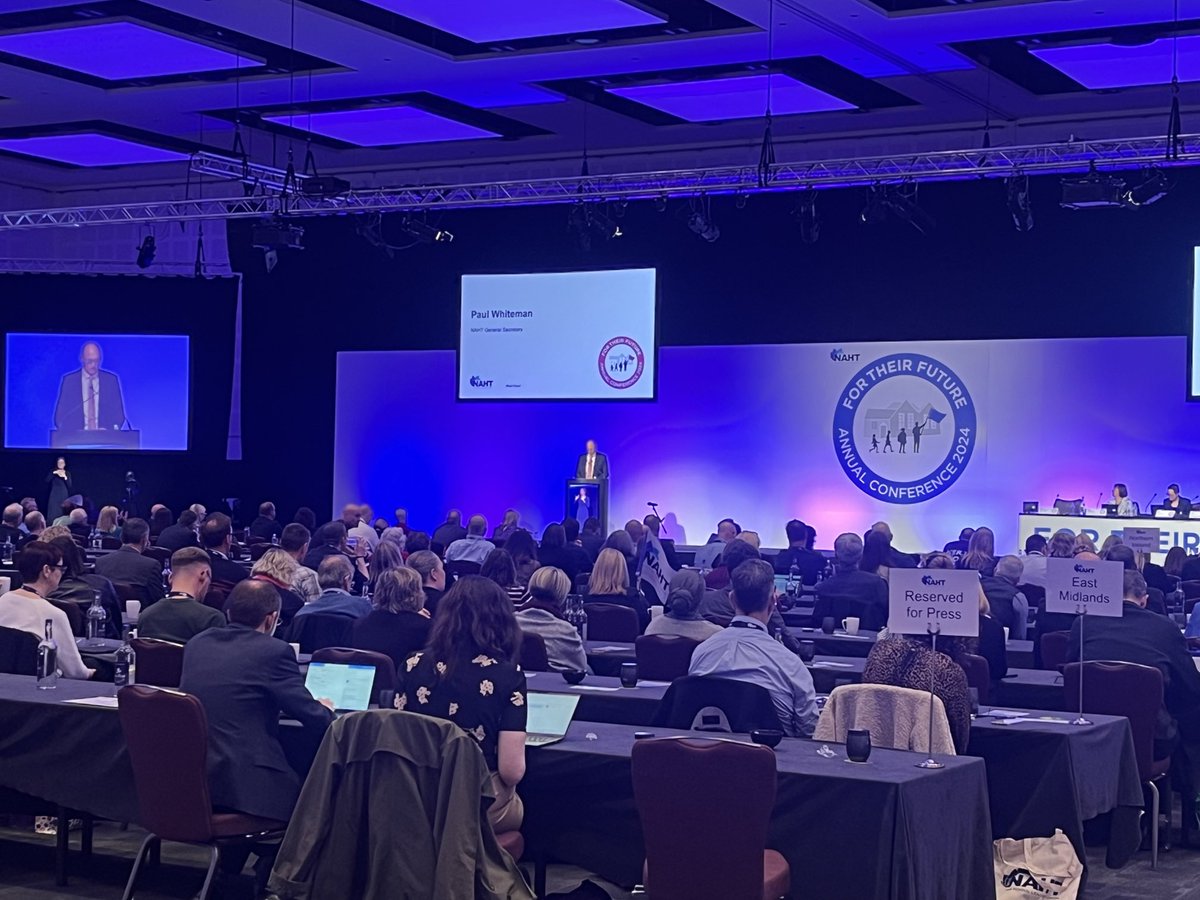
(583, 602), (640, 642)
(1039, 631), (1071, 671)
(653, 676), (782, 733)
(0, 625), (37, 675)
(311, 647), (396, 705)
(117, 685), (288, 900)
(1063, 661), (1168, 866)
(287, 613), (354, 654)
(113, 581), (153, 611)
(249, 543), (272, 561)
(635, 635), (700, 682)
(143, 546), (171, 566)
(201, 588), (226, 613)
(810, 592), (886, 632)
(444, 560), (481, 581)
(958, 653), (991, 706)
(813, 684), (955, 755)
(48, 598), (84, 638)
(518, 631), (550, 673)
(632, 737), (790, 900)
(100, 536), (122, 550)
(130, 637), (185, 687)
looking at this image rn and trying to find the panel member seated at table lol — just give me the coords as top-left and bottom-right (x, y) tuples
(813, 534), (888, 632)
(350, 567), (431, 672)
(397, 576), (527, 834)
(1112, 483), (1136, 517)
(1071, 570), (1200, 788)
(772, 519), (823, 584)
(291, 556), (371, 621)
(93, 517), (165, 606)
(585, 548), (649, 628)
(1165, 484), (1193, 519)
(689, 559), (818, 737)
(514, 566), (588, 672)
(135, 547), (223, 644)
(645, 569), (722, 642)
(0, 541), (94, 679)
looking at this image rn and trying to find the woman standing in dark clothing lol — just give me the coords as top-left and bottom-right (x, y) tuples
(46, 456), (72, 520)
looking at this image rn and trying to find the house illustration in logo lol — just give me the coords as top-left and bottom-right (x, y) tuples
(862, 401), (944, 443)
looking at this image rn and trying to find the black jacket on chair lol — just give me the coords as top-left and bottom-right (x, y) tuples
(180, 623), (334, 822)
(206, 550), (248, 588)
(156, 523), (198, 553)
(93, 545), (165, 605)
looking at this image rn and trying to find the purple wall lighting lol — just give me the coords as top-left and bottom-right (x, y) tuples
(1031, 36), (1200, 90)
(0, 21), (252, 81)
(0, 133), (187, 166)
(262, 106), (498, 146)
(364, 0), (664, 43)
(608, 73), (855, 122)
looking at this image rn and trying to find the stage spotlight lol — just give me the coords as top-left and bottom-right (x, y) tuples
(792, 190), (819, 244)
(687, 210), (720, 242)
(1060, 169), (1126, 209)
(398, 215), (453, 243)
(567, 202), (622, 250)
(884, 183), (934, 235)
(1006, 175), (1033, 232)
(654, 194), (668, 213)
(135, 235), (156, 269)
(263, 248), (278, 273)
(1123, 170), (1169, 207)
(860, 186), (887, 225)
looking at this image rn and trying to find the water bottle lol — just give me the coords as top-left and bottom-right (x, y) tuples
(37, 619), (58, 690)
(114, 629), (137, 687)
(1, 539), (11, 565)
(86, 592), (107, 640)
(90, 531), (102, 551)
(271, 533), (280, 547)
(242, 526), (251, 544)
(162, 563), (172, 591)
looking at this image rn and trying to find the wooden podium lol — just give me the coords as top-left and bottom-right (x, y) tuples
(50, 429), (141, 450)
(565, 478), (609, 535)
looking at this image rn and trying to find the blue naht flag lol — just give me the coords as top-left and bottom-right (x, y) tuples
(636, 530), (677, 605)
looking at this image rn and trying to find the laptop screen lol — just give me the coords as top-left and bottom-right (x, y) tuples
(526, 692), (580, 736)
(304, 662), (375, 711)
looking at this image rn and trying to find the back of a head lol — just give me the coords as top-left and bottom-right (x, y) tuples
(49, 535), (84, 577)
(341, 503), (360, 526)
(1166, 546), (1187, 576)
(563, 517), (581, 542)
(427, 575), (520, 666)
(588, 547), (630, 596)
(1124, 569), (1148, 601)
(730, 559), (774, 615)
(251, 547), (296, 582)
(526, 565), (571, 608)
(317, 553), (353, 590)
(121, 517), (149, 546)
(19, 541), (61, 582)
(995, 555), (1024, 584)
(151, 507), (173, 531)
(480, 548), (517, 588)
(1105, 544), (1138, 571)
(380, 526), (407, 549)
(642, 514), (661, 536)
(861, 530), (891, 570)
(1024, 533), (1047, 555)
(666, 568), (706, 618)
(785, 519), (807, 544)
(3, 503), (21, 527)
(624, 519), (644, 542)
(200, 512), (232, 549)
(373, 566), (424, 614)
(870, 521), (893, 541)
(582, 516), (601, 536)
(720, 537), (760, 572)
(405, 531), (431, 554)
(604, 529), (635, 558)
(447, 509), (462, 525)
(467, 514), (487, 536)
(369, 540), (404, 577)
(171, 546), (212, 577)
(69, 507), (87, 525)
(716, 519), (738, 542)
(959, 527), (975, 542)
(966, 526), (995, 558)
(314, 521), (347, 548)
(178, 509), (197, 528)
(833, 532), (863, 570)
(923, 552), (955, 570)
(293, 507), (317, 531)
(259, 501), (275, 519)
(280, 522), (310, 553)
(736, 531), (761, 550)
(41, 524), (72, 543)
(1047, 531), (1075, 558)
(504, 529), (538, 564)
(541, 524), (566, 549)
(407, 549), (441, 583)
(226, 579), (280, 628)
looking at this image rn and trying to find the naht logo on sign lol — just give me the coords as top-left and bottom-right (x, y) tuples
(920, 574), (946, 586)
(1073, 564), (1095, 574)
(469, 375), (493, 388)
(830, 348), (861, 362)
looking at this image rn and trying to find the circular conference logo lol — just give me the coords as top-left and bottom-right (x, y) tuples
(598, 336), (645, 390)
(831, 352), (977, 504)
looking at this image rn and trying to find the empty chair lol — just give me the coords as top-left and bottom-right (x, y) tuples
(518, 631), (550, 673)
(958, 652), (991, 706)
(633, 737), (789, 900)
(286, 613), (354, 654)
(310, 647), (397, 705)
(130, 637), (185, 687)
(444, 560), (481, 581)
(653, 675), (781, 733)
(583, 602), (639, 642)
(635, 635), (700, 682)
(1039, 631), (1071, 671)
(113, 581), (154, 610)
(117, 685), (288, 900)
(813, 684), (956, 755)
(249, 543), (272, 561)
(0, 625), (38, 675)
(48, 598), (84, 638)
(143, 546), (171, 565)
(100, 536), (122, 550)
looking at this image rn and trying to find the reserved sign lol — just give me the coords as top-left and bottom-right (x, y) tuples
(1044, 557), (1124, 617)
(888, 569), (980, 637)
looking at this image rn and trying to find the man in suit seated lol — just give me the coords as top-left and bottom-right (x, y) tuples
(813, 533), (888, 631)
(156, 509), (200, 553)
(249, 501), (283, 543)
(66, 508), (91, 541)
(93, 517), (165, 606)
(136, 547), (223, 644)
(200, 512), (249, 589)
(773, 518), (824, 584)
(0, 504), (22, 548)
(575, 438), (609, 480)
(291, 555), (371, 621)
(180, 579), (335, 887)
(52, 340), (126, 433)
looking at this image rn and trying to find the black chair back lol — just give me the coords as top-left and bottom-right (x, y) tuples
(811, 592), (885, 631)
(518, 631), (550, 672)
(958, 652), (991, 705)
(130, 637), (186, 687)
(584, 602), (640, 642)
(287, 613), (354, 653)
(48, 599), (84, 637)
(0, 625), (38, 675)
(653, 675), (782, 733)
(635, 634), (700, 681)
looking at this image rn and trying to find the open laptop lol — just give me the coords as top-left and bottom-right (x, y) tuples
(304, 661), (375, 713)
(525, 692), (580, 747)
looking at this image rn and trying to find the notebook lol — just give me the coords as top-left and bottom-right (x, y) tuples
(304, 662), (375, 713)
(525, 692), (580, 747)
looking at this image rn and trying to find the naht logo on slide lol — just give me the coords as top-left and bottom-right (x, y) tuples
(832, 352), (977, 505)
(469, 375), (493, 388)
(598, 336), (645, 390)
(1073, 564), (1095, 574)
(830, 348), (861, 362)
(920, 575), (946, 586)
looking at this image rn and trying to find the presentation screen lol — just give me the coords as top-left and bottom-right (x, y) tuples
(458, 267), (657, 400)
(5, 333), (190, 451)
(1192, 248), (1200, 400)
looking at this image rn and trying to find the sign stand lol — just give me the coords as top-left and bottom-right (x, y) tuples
(916, 622), (945, 770)
(1071, 604), (1091, 726)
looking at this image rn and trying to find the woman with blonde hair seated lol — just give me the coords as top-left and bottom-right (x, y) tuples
(585, 547), (648, 626)
(514, 566), (587, 672)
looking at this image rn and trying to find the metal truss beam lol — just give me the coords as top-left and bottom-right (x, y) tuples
(2, 134), (1199, 230)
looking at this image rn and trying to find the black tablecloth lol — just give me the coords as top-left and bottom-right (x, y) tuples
(993, 669), (1068, 712)
(522, 722), (995, 900)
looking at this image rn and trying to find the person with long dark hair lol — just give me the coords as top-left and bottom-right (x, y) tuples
(398, 576), (526, 833)
(480, 548), (525, 601)
(502, 529), (539, 587)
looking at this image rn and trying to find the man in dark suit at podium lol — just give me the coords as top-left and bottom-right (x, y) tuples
(53, 340), (127, 432)
(575, 439), (609, 480)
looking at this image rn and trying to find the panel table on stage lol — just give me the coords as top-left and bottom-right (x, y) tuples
(1018, 511), (1200, 564)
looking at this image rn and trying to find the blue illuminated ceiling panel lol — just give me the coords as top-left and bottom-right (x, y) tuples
(609, 73), (855, 123)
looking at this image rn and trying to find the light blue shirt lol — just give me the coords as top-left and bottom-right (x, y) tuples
(445, 534), (496, 565)
(688, 615), (818, 737)
(293, 589), (371, 620)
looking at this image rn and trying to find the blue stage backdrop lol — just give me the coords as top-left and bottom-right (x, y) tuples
(6, 333), (189, 451)
(334, 337), (1200, 554)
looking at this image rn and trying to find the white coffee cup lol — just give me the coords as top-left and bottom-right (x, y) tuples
(649, 605), (664, 619)
(0, 576), (9, 594)
(289, 642), (301, 660)
(841, 617), (860, 636)
(125, 600), (141, 621)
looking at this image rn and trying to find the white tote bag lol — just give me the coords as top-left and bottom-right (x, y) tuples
(993, 829), (1082, 900)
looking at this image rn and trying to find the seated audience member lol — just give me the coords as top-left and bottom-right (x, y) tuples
(0, 542), (93, 678)
(860, 530), (893, 582)
(406, 550), (447, 617)
(249, 502), (283, 542)
(41, 524), (73, 545)
(201, 513), (249, 588)
(773, 519), (823, 584)
(293, 556), (371, 620)
(925, 551), (1006, 680)
(189, 503), (207, 522)
(644, 569), (722, 641)
(398, 576), (527, 833)
(94, 517), (165, 605)
(579, 517), (604, 562)
(431, 510), (467, 552)
(693, 518), (738, 570)
(372, 517), (388, 535)
(624, 519), (645, 546)
(942, 527), (974, 560)
(538, 523), (589, 584)
(585, 547), (648, 626)
(814, 534), (888, 631)
(292, 507), (317, 533)
(379, 527), (407, 555)
(862, 631), (972, 754)
(393, 507), (409, 532)
(137, 547), (224, 643)
(47, 536), (122, 638)
(249, 548), (306, 626)
(181, 580), (334, 829)
(869, 521), (917, 569)
(514, 566), (588, 672)
(1020, 534), (1049, 587)
(641, 515), (680, 571)
(149, 506), (173, 541)
(1077, 571), (1200, 785)
(367, 540), (405, 594)
(1073, 533), (1097, 556)
(96, 505), (122, 540)
(404, 531), (430, 554)
(736, 531), (761, 549)
(344, 503), (379, 552)
(481, 549), (526, 601)
(351, 567), (430, 671)
(981, 555), (1029, 640)
(958, 526), (997, 577)
(1142, 551), (1174, 597)
(21, 511), (46, 546)
(698, 540), (794, 645)
(445, 515), (496, 565)
(280, 523), (319, 603)
(0, 503), (23, 547)
(493, 509), (521, 542)
(156, 509), (200, 553)
(502, 529), (540, 588)
(302, 521), (368, 594)
(689, 559), (818, 737)
(1105, 544), (1167, 614)
(1165, 546), (1187, 582)
(67, 508), (91, 540)
(603, 528), (639, 588)
(1100, 535), (1123, 558)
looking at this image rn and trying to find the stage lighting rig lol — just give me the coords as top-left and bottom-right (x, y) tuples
(252, 218), (305, 273)
(397, 215), (454, 244)
(792, 190), (819, 244)
(686, 196), (719, 243)
(135, 235), (156, 268)
(1006, 174), (1033, 232)
(1122, 169), (1169, 206)
(1060, 166), (1127, 209)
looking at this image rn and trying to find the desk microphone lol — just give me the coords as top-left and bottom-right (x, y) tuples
(1145, 492), (1157, 512)
(1096, 493), (1104, 508)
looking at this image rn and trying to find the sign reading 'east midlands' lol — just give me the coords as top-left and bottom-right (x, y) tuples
(831, 352), (977, 504)
(888, 569), (981, 638)
(1044, 558), (1124, 617)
